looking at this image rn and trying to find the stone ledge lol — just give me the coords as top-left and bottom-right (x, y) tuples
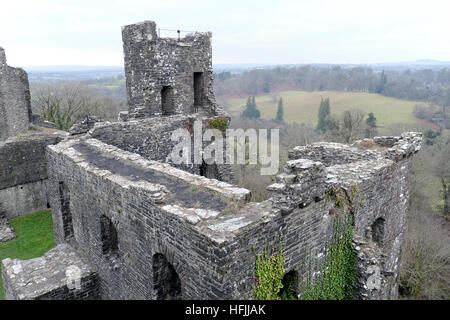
(0, 217), (15, 242)
(2, 243), (99, 300)
(49, 136), (250, 202)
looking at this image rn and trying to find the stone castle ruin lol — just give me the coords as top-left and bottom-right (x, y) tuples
(0, 47), (32, 140)
(122, 21), (219, 119)
(0, 47), (66, 242)
(1, 21), (422, 300)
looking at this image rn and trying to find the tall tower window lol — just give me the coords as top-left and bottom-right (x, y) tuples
(100, 215), (119, 256)
(58, 181), (74, 241)
(193, 72), (204, 107)
(161, 86), (175, 115)
(371, 217), (386, 246)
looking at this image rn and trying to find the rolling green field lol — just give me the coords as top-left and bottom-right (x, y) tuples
(228, 90), (424, 133)
(0, 210), (55, 300)
(87, 78), (125, 90)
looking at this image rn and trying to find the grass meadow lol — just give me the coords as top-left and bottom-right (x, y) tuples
(227, 90), (423, 134)
(0, 210), (54, 300)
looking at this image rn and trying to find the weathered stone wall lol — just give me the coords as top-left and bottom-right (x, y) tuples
(122, 21), (220, 119)
(212, 199), (338, 299)
(0, 209), (15, 242)
(266, 132), (422, 299)
(0, 131), (66, 218)
(89, 115), (235, 183)
(0, 47), (32, 140)
(39, 133), (420, 300)
(2, 244), (99, 300)
(0, 48), (65, 218)
(46, 137), (249, 299)
(0, 180), (49, 219)
(1, 21), (422, 300)
(89, 116), (193, 162)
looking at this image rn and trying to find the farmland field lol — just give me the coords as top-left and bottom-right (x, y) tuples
(226, 90), (424, 133)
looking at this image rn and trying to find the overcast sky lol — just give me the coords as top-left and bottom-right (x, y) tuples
(0, 0), (449, 67)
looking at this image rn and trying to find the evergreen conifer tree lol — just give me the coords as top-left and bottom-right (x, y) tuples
(241, 95), (261, 119)
(276, 97), (284, 121)
(365, 112), (378, 137)
(316, 98), (330, 132)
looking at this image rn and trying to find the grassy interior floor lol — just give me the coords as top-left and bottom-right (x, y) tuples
(0, 210), (54, 300)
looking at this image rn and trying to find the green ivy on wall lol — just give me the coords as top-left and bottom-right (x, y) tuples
(252, 213), (356, 300)
(253, 241), (285, 300)
(299, 214), (356, 300)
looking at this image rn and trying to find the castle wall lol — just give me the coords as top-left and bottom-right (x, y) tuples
(89, 116), (235, 183)
(0, 132), (66, 218)
(331, 157), (412, 299)
(89, 116), (193, 163)
(0, 47), (32, 140)
(122, 21), (218, 118)
(0, 47), (66, 219)
(45, 137), (249, 299)
(220, 157), (414, 299)
(212, 199), (334, 299)
(0, 180), (49, 219)
(264, 133), (421, 299)
(37, 133), (420, 300)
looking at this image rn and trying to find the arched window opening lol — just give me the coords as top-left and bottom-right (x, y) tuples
(278, 270), (298, 300)
(371, 217), (386, 246)
(58, 181), (74, 241)
(153, 253), (182, 300)
(100, 215), (119, 256)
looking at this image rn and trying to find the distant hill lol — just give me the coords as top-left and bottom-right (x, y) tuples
(214, 60), (450, 73)
(22, 59), (450, 82)
(24, 66), (124, 82)
(362, 60), (450, 71)
(25, 65), (124, 72)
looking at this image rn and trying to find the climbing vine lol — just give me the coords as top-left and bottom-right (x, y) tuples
(253, 240), (285, 300)
(252, 186), (358, 300)
(299, 214), (356, 300)
(298, 186), (358, 300)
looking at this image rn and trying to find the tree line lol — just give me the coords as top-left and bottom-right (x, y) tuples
(214, 65), (450, 107)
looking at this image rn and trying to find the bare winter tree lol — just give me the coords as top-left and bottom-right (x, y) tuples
(326, 109), (366, 143)
(31, 81), (122, 131)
